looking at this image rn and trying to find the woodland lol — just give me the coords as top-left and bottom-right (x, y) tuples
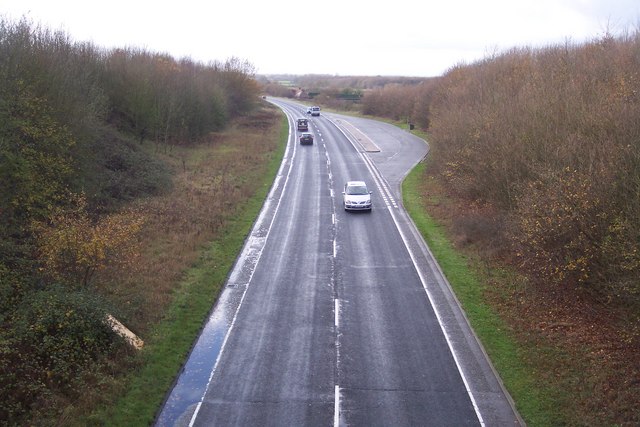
(354, 32), (640, 425)
(2, 13), (639, 424)
(266, 30), (639, 423)
(0, 18), (261, 423)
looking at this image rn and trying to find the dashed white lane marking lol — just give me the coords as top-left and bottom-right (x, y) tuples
(188, 105), (299, 426)
(334, 298), (341, 427)
(334, 385), (341, 427)
(325, 112), (483, 426)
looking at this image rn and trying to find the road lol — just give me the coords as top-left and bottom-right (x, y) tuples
(156, 99), (521, 426)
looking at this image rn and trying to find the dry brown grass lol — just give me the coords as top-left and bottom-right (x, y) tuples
(35, 103), (285, 426)
(95, 105), (282, 334)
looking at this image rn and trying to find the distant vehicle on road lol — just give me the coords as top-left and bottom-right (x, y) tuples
(342, 181), (372, 211)
(297, 118), (309, 131)
(299, 132), (314, 145)
(306, 107), (313, 115)
(310, 106), (320, 116)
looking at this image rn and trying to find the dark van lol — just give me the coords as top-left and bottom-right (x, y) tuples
(297, 118), (309, 131)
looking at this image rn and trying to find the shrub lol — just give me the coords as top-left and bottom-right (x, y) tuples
(513, 168), (606, 286)
(428, 33), (640, 299)
(361, 79), (439, 127)
(76, 126), (172, 212)
(0, 285), (122, 423)
(33, 193), (146, 287)
(0, 15), (262, 424)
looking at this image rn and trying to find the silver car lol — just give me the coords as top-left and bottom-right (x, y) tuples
(342, 181), (372, 211)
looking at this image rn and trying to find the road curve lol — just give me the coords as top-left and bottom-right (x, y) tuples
(155, 99), (522, 426)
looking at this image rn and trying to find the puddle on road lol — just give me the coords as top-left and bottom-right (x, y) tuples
(154, 284), (244, 426)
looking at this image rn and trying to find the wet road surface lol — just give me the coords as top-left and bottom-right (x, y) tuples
(155, 99), (521, 426)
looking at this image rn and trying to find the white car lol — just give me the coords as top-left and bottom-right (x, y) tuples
(310, 106), (320, 116)
(342, 181), (372, 211)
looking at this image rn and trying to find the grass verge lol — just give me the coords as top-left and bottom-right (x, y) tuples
(85, 113), (289, 426)
(327, 110), (562, 424)
(402, 158), (559, 425)
(313, 106), (637, 424)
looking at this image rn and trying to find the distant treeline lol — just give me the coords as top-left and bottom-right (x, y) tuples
(261, 73), (428, 90)
(263, 32), (640, 299)
(0, 17), (259, 422)
(364, 32), (640, 301)
(261, 74), (436, 112)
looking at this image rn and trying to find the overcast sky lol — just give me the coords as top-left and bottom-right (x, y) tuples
(2, 0), (638, 76)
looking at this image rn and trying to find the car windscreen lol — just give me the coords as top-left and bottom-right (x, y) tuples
(346, 186), (368, 195)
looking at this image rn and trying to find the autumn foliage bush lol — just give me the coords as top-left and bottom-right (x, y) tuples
(362, 78), (440, 128)
(361, 32), (640, 302)
(0, 17), (261, 423)
(428, 34), (640, 300)
(33, 194), (146, 287)
(425, 34), (639, 425)
(359, 32), (640, 423)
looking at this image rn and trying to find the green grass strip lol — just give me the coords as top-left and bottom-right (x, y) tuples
(402, 160), (559, 426)
(86, 115), (289, 426)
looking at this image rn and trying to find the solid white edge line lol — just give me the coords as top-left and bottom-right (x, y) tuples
(188, 104), (298, 426)
(385, 203), (486, 426)
(189, 401), (202, 426)
(330, 114), (485, 426)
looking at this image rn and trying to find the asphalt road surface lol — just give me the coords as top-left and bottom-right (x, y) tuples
(156, 99), (522, 426)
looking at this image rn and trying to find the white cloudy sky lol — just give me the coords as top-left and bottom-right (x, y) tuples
(1, 0), (638, 76)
